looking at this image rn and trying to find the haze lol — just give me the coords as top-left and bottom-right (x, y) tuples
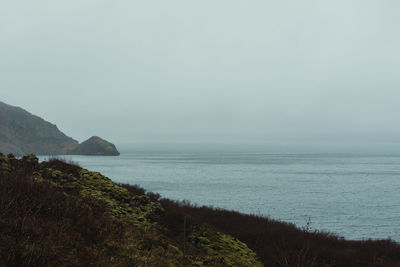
(1, 1), (400, 148)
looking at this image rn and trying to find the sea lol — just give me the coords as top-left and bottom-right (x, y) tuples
(39, 143), (400, 242)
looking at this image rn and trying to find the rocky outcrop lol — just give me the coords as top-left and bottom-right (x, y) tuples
(68, 136), (120, 156)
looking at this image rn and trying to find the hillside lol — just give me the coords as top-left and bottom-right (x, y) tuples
(1, 154), (400, 266)
(0, 154), (262, 266)
(0, 101), (119, 156)
(0, 101), (78, 155)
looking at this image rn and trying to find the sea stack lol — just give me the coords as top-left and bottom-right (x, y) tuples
(68, 136), (120, 156)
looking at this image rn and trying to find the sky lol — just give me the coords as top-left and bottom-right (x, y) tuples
(1, 0), (400, 146)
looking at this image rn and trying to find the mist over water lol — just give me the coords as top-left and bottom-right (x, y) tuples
(2, 1), (400, 144)
(4, 0), (400, 246)
(41, 143), (400, 241)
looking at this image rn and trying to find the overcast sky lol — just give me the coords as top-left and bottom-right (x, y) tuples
(1, 1), (400, 145)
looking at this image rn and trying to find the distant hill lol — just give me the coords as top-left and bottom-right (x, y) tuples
(0, 101), (78, 155)
(0, 101), (119, 156)
(68, 136), (120, 156)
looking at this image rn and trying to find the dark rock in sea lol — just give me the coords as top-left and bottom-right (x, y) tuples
(68, 136), (120, 156)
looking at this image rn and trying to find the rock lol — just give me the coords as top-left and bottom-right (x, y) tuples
(68, 136), (120, 156)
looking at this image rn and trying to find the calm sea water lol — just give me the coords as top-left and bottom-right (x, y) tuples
(40, 144), (400, 241)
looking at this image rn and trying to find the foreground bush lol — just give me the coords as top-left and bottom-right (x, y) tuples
(121, 185), (400, 267)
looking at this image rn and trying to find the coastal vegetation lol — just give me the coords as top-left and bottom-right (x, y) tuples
(0, 154), (261, 266)
(1, 153), (399, 266)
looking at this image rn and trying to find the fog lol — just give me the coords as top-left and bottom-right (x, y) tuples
(1, 1), (400, 148)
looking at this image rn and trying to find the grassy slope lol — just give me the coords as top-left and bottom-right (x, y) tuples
(1, 154), (400, 266)
(0, 154), (261, 267)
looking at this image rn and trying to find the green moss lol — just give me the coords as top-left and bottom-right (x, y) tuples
(22, 154), (39, 166)
(0, 156), (11, 172)
(0, 162), (10, 172)
(186, 225), (263, 266)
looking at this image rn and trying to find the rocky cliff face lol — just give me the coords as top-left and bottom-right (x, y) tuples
(0, 101), (119, 156)
(0, 101), (78, 155)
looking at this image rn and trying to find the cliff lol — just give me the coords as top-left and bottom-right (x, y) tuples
(0, 101), (78, 155)
(0, 101), (119, 156)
